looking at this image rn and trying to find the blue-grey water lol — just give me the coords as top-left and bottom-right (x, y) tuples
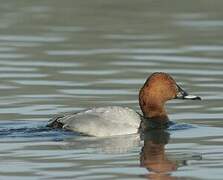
(0, 0), (223, 179)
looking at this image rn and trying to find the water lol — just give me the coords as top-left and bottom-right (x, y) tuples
(0, 0), (223, 179)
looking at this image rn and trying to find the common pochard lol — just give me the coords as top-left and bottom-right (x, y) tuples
(47, 72), (201, 136)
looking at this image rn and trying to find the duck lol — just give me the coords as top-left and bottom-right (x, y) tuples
(47, 72), (201, 137)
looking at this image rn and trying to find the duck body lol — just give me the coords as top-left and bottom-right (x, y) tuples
(48, 106), (141, 137)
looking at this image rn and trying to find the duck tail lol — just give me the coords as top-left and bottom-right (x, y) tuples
(47, 116), (64, 128)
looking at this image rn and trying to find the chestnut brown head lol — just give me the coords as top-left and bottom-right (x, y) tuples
(139, 72), (201, 119)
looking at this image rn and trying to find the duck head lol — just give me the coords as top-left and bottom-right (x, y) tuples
(139, 72), (201, 121)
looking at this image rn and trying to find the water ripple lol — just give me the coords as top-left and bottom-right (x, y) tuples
(0, 35), (65, 42)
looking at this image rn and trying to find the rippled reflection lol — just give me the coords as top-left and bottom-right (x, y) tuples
(140, 130), (202, 179)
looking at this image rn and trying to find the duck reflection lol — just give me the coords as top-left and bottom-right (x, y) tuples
(140, 130), (177, 179)
(52, 126), (200, 179)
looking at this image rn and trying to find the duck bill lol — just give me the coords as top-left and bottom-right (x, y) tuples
(176, 85), (201, 100)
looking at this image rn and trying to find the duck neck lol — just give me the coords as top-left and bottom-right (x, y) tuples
(141, 99), (168, 122)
